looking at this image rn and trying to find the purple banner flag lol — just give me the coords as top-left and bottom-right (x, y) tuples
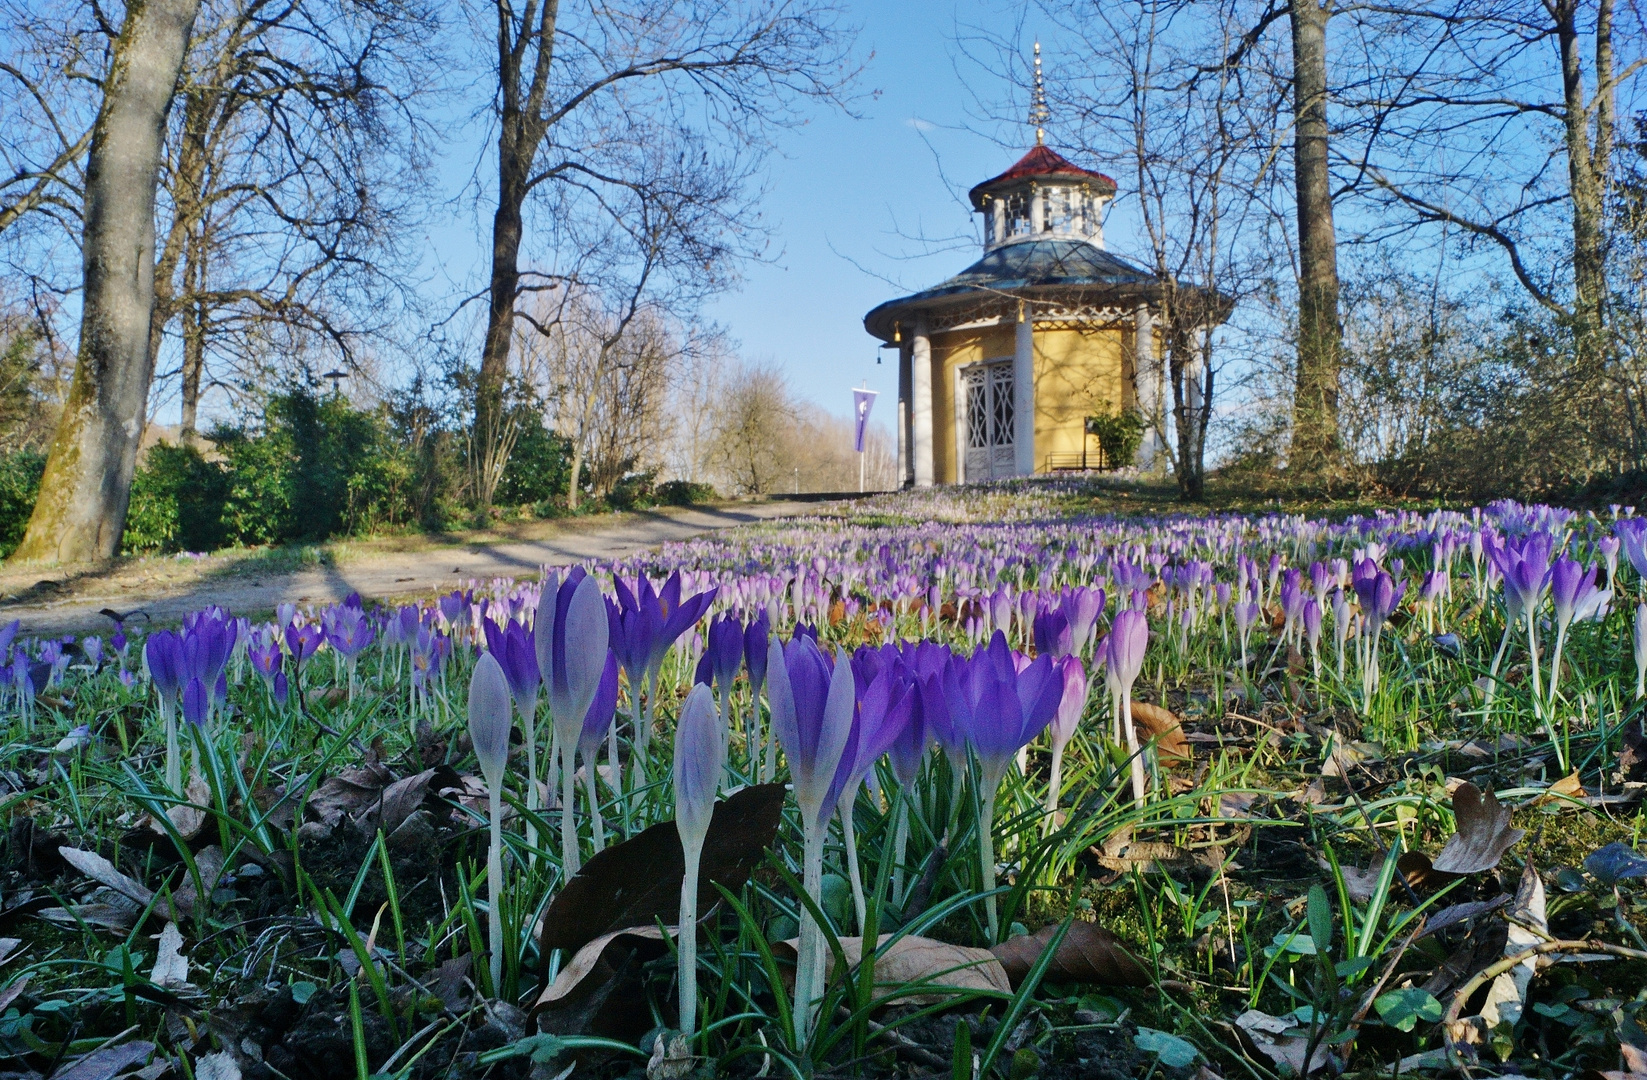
(852, 388), (878, 453)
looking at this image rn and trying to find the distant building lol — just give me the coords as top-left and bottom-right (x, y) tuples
(863, 52), (1227, 485)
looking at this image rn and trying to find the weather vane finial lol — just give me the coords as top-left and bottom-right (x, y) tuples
(1029, 41), (1050, 146)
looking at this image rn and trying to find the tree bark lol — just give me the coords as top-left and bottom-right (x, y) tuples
(475, 0), (560, 514)
(1554, 0), (1609, 345)
(1288, 0), (1342, 474)
(12, 0), (202, 563)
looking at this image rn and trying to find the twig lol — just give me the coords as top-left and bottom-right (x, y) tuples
(1442, 938), (1647, 1067)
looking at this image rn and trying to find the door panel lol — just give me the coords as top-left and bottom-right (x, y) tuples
(963, 363), (1015, 481)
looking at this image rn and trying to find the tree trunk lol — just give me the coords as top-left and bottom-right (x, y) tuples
(12, 0), (202, 563)
(179, 296), (205, 437)
(475, 0), (560, 514)
(1554, 0), (1609, 346)
(1287, 0), (1342, 475)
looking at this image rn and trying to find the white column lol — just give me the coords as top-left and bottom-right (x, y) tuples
(898, 342), (912, 487)
(1133, 302), (1160, 470)
(1028, 185), (1044, 234)
(991, 199), (1005, 248)
(1014, 305), (1035, 476)
(911, 318), (934, 487)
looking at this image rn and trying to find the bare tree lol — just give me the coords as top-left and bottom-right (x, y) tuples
(14, 0), (202, 563)
(705, 360), (799, 496)
(151, 0), (438, 436)
(465, 0), (859, 513)
(1019, 0), (1268, 498)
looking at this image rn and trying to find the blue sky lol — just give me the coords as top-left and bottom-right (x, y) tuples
(700, 0), (1050, 423)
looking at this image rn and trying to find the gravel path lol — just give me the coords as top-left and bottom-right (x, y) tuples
(0, 500), (817, 636)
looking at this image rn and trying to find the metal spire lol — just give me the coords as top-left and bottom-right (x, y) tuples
(1029, 41), (1050, 146)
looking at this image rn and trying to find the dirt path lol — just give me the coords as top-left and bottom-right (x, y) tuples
(0, 500), (818, 636)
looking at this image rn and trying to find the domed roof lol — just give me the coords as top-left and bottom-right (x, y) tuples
(863, 238), (1162, 341)
(968, 145), (1118, 211)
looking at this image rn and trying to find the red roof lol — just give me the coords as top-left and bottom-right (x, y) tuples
(968, 145), (1117, 210)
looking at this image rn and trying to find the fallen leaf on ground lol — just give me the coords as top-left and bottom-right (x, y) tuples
(1130, 702), (1190, 766)
(535, 925), (672, 1008)
(1430, 782), (1524, 875)
(1616, 718), (1647, 784)
(990, 921), (1150, 988)
(305, 762), (396, 827)
(150, 921), (190, 988)
(51, 1041), (155, 1080)
(538, 783), (785, 955)
(1477, 863), (1549, 1034)
(1536, 772), (1586, 805)
(1598, 1043), (1647, 1080)
(775, 934), (1010, 1004)
(58, 847), (154, 906)
(1234, 1009), (1337, 1075)
(194, 1050), (241, 1080)
(164, 771), (213, 841)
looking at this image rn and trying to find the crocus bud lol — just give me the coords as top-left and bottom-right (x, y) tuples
(674, 683), (724, 850)
(549, 574), (612, 748)
(1635, 603), (1647, 699)
(767, 636), (855, 830)
(1050, 655), (1087, 752)
(468, 651), (513, 790)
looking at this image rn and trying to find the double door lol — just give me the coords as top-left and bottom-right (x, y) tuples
(962, 362), (1016, 481)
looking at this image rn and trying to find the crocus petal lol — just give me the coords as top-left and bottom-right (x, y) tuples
(468, 651), (513, 790)
(674, 683), (724, 848)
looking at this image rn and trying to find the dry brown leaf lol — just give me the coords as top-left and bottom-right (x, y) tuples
(1235, 1009), (1337, 1075)
(1536, 772), (1587, 805)
(0, 974), (30, 1014)
(1130, 701), (1190, 766)
(58, 847), (154, 907)
(168, 845), (225, 920)
(1598, 1042), (1647, 1080)
(1431, 782), (1524, 874)
(356, 768), (439, 836)
(306, 762), (396, 827)
(775, 934), (1010, 1005)
(538, 784), (786, 956)
(990, 921), (1150, 988)
(150, 921), (190, 988)
(536, 925), (671, 1009)
(51, 1041), (156, 1080)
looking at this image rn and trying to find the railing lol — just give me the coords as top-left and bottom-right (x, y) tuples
(1043, 447), (1114, 472)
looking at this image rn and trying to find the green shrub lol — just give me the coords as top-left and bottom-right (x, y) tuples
(656, 479), (715, 506)
(0, 449), (44, 557)
(1085, 408), (1147, 470)
(123, 443), (230, 554)
(496, 415), (572, 507)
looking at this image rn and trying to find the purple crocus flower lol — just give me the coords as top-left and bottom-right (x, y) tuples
(1616, 519), (1647, 583)
(1045, 655), (1087, 818)
(284, 623), (324, 669)
(1059, 586), (1105, 654)
(672, 680), (725, 1038)
(766, 632), (853, 1042)
(483, 617), (540, 722)
(146, 631), (184, 702)
(942, 631), (1061, 941)
(1106, 609), (1151, 806)
(1032, 608), (1074, 658)
(944, 632), (1062, 793)
(324, 604), (375, 660)
(181, 676), (209, 728)
(537, 568), (611, 874)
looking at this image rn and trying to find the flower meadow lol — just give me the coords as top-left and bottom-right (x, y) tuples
(2, 487), (1647, 1080)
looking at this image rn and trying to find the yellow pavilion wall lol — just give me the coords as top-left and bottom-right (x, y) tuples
(928, 321), (1135, 482)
